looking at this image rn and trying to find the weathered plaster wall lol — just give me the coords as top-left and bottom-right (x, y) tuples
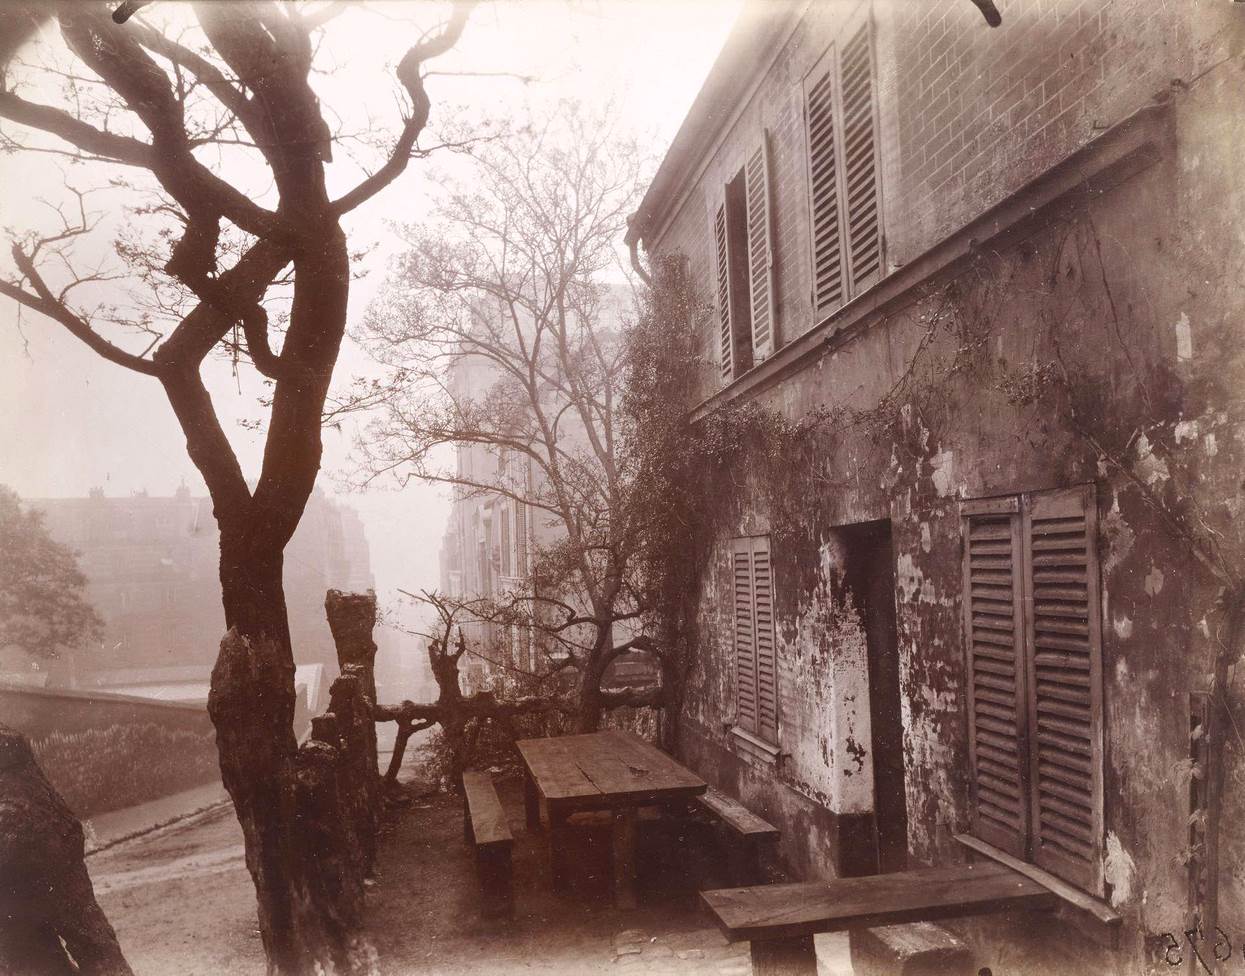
(656, 48), (1245, 976)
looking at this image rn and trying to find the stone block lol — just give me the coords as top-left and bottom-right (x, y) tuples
(849, 922), (976, 976)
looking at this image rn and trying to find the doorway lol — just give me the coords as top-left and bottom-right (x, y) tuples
(835, 519), (908, 874)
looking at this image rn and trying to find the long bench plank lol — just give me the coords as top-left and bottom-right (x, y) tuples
(697, 787), (779, 838)
(702, 861), (1058, 943)
(462, 771), (512, 847)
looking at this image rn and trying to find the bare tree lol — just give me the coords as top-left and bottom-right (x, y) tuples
(354, 105), (667, 732)
(0, 3), (471, 971)
(376, 589), (568, 790)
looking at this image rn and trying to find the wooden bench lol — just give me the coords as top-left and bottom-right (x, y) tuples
(695, 787), (779, 886)
(462, 771), (514, 920)
(701, 861), (1058, 975)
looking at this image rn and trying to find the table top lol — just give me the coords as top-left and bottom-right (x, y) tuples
(700, 861), (1059, 942)
(515, 728), (706, 810)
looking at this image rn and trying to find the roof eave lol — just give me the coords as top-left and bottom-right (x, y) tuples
(626, 1), (803, 251)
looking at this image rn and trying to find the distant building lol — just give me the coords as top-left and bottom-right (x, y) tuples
(24, 484), (374, 706)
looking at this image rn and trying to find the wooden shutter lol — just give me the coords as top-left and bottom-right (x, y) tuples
(752, 537), (778, 744)
(745, 133), (776, 362)
(715, 201), (734, 381)
(962, 497), (1031, 858)
(733, 538), (758, 734)
(839, 18), (883, 293)
(1022, 484), (1104, 893)
(805, 47), (846, 319)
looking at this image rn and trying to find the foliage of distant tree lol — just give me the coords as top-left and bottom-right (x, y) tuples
(0, 485), (102, 662)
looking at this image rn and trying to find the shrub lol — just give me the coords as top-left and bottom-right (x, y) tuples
(31, 722), (219, 817)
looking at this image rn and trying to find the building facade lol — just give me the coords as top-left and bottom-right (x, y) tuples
(21, 485), (375, 699)
(628, 1), (1245, 972)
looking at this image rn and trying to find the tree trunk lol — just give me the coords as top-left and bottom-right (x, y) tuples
(575, 633), (611, 733)
(208, 540), (319, 976)
(0, 726), (134, 976)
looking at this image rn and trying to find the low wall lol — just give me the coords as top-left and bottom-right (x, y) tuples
(0, 683), (214, 739)
(0, 683), (219, 818)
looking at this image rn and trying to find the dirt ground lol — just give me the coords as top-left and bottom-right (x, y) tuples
(88, 769), (850, 976)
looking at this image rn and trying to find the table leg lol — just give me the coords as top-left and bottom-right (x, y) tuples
(749, 935), (817, 976)
(523, 770), (541, 831)
(549, 806), (571, 894)
(612, 807), (638, 909)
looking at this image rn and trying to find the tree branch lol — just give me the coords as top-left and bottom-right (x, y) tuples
(2, 243), (162, 376)
(331, 2), (475, 215)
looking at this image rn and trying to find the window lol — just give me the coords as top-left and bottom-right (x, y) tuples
(732, 535), (779, 747)
(514, 500), (528, 577)
(961, 484), (1104, 894)
(715, 132), (776, 382)
(500, 506), (512, 577)
(804, 6), (882, 325)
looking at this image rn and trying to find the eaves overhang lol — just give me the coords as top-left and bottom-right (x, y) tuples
(625, 1), (805, 252)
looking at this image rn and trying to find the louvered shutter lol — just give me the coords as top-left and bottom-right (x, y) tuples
(805, 48), (846, 319)
(733, 538), (758, 734)
(715, 202), (734, 381)
(1022, 485), (1104, 893)
(745, 134), (776, 363)
(751, 537), (778, 743)
(839, 19), (882, 293)
(962, 498), (1031, 858)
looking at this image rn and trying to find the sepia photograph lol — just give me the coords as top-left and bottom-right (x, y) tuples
(1, 1), (1243, 974)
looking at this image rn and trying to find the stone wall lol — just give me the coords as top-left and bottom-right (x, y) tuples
(0, 684), (218, 818)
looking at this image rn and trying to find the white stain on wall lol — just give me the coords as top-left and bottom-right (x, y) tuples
(1103, 831), (1138, 908)
(1175, 311), (1193, 361)
(1113, 613), (1134, 639)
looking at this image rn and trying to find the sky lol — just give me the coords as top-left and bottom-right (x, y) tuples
(0, 0), (741, 653)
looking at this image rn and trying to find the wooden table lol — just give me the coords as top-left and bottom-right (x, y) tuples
(515, 729), (706, 908)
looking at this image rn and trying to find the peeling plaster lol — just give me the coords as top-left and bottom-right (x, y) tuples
(780, 536), (875, 815)
(1101, 490), (1135, 576)
(1103, 832), (1138, 909)
(1144, 567), (1165, 596)
(920, 522), (932, 553)
(1175, 311), (1193, 361)
(1174, 419), (1199, 444)
(1135, 432), (1171, 486)
(930, 451), (955, 496)
(1113, 613), (1134, 639)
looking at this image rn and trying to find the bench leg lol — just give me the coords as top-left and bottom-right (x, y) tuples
(549, 806), (571, 894)
(612, 807), (638, 909)
(749, 935), (817, 976)
(523, 771), (541, 831)
(477, 842), (513, 920)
